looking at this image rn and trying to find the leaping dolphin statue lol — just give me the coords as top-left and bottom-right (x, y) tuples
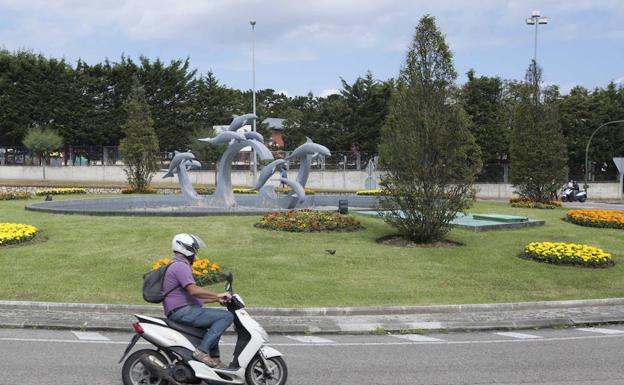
(244, 131), (264, 142)
(285, 142), (331, 160)
(163, 151), (195, 178)
(198, 131), (247, 145)
(184, 159), (202, 170)
(228, 113), (257, 132)
(253, 159), (286, 190)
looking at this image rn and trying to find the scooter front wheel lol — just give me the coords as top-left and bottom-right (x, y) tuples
(121, 349), (170, 385)
(245, 355), (288, 385)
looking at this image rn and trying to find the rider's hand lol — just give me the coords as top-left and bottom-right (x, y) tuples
(218, 292), (232, 304)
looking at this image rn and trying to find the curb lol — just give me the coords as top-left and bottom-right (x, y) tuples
(2, 298), (624, 316)
(3, 299), (624, 335)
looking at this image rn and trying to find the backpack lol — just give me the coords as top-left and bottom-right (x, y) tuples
(142, 262), (179, 303)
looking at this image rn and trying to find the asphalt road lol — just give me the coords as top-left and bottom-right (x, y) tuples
(1, 326), (624, 385)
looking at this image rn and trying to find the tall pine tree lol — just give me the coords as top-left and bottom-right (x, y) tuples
(118, 79), (160, 190)
(378, 15), (482, 243)
(509, 61), (568, 202)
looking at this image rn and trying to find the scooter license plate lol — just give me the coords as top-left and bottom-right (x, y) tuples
(118, 333), (141, 364)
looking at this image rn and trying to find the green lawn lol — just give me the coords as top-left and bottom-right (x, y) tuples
(1, 195), (623, 307)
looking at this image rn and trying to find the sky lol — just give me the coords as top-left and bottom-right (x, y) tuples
(0, 0), (623, 97)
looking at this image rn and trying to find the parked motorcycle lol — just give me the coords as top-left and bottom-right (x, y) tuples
(120, 272), (287, 385)
(561, 187), (587, 202)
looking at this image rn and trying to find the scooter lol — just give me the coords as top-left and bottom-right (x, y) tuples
(119, 272), (287, 385)
(561, 187), (587, 202)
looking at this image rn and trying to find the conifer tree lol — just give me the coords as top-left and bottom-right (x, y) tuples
(509, 61), (568, 202)
(118, 79), (160, 190)
(378, 15), (482, 243)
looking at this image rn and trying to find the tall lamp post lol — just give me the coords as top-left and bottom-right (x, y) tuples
(584, 120), (624, 191)
(250, 20), (257, 181)
(525, 10), (548, 64)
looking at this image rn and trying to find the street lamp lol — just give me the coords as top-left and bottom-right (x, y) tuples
(584, 120), (624, 191)
(525, 10), (548, 64)
(250, 20), (257, 181)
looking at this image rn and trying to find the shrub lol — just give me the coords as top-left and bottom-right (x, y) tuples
(257, 209), (363, 232)
(520, 241), (614, 268)
(0, 223), (38, 246)
(509, 197), (561, 209)
(356, 190), (386, 196)
(566, 209), (624, 230)
(0, 192), (31, 200)
(151, 257), (227, 286)
(35, 188), (86, 196)
(121, 187), (158, 194)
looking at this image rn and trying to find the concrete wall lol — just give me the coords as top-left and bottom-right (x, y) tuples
(1, 165), (622, 199)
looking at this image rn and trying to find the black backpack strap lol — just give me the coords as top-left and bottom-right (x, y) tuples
(162, 260), (182, 299)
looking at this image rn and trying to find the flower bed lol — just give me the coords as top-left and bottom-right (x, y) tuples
(0, 192), (31, 200)
(0, 223), (38, 246)
(196, 187), (215, 195)
(520, 241), (614, 268)
(151, 257), (227, 286)
(256, 209), (363, 232)
(233, 188), (256, 194)
(356, 189), (386, 196)
(566, 209), (624, 230)
(121, 187), (158, 194)
(275, 187), (315, 195)
(509, 198), (561, 209)
(35, 188), (87, 196)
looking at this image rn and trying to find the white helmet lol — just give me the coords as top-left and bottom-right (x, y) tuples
(172, 233), (205, 257)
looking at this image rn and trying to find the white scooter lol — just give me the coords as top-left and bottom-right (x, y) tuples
(119, 273), (287, 385)
(561, 187), (587, 202)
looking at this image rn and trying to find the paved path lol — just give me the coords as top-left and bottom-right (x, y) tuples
(2, 298), (624, 334)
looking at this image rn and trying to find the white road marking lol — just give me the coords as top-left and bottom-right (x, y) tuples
(1, 333), (624, 347)
(71, 331), (110, 341)
(493, 332), (542, 339)
(390, 334), (444, 342)
(286, 335), (336, 343)
(576, 327), (624, 335)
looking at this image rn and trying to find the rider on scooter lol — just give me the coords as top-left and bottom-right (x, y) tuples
(163, 234), (232, 368)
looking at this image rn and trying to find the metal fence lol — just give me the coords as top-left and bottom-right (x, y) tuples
(0, 145), (378, 171)
(1, 145), (620, 182)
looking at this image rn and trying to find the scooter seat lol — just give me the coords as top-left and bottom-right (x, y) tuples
(163, 319), (206, 340)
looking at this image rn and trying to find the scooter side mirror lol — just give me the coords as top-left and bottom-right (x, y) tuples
(225, 272), (233, 293)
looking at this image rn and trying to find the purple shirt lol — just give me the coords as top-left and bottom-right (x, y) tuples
(162, 256), (202, 315)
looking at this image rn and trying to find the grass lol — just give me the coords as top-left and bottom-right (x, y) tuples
(0, 195), (623, 307)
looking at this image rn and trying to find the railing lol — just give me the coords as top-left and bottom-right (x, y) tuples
(0, 145), (379, 172)
(1, 145), (620, 182)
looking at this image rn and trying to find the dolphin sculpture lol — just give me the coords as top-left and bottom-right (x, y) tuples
(184, 159), (202, 170)
(244, 131), (264, 142)
(253, 159), (286, 190)
(163, 151), (196, 178)
(285, 142), (331, 160)
(280, 178), (306, 207)
(227, 113), (257, 132)
(198, 130), (247, 145)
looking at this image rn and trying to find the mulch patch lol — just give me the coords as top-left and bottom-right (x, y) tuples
(376, 234), (462, 248)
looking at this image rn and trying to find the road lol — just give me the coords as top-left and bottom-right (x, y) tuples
(1, 326), (624, 385)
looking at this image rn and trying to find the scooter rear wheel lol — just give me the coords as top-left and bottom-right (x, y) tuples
(245, 355), (288, 385)
(122, 349), (170, 385)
